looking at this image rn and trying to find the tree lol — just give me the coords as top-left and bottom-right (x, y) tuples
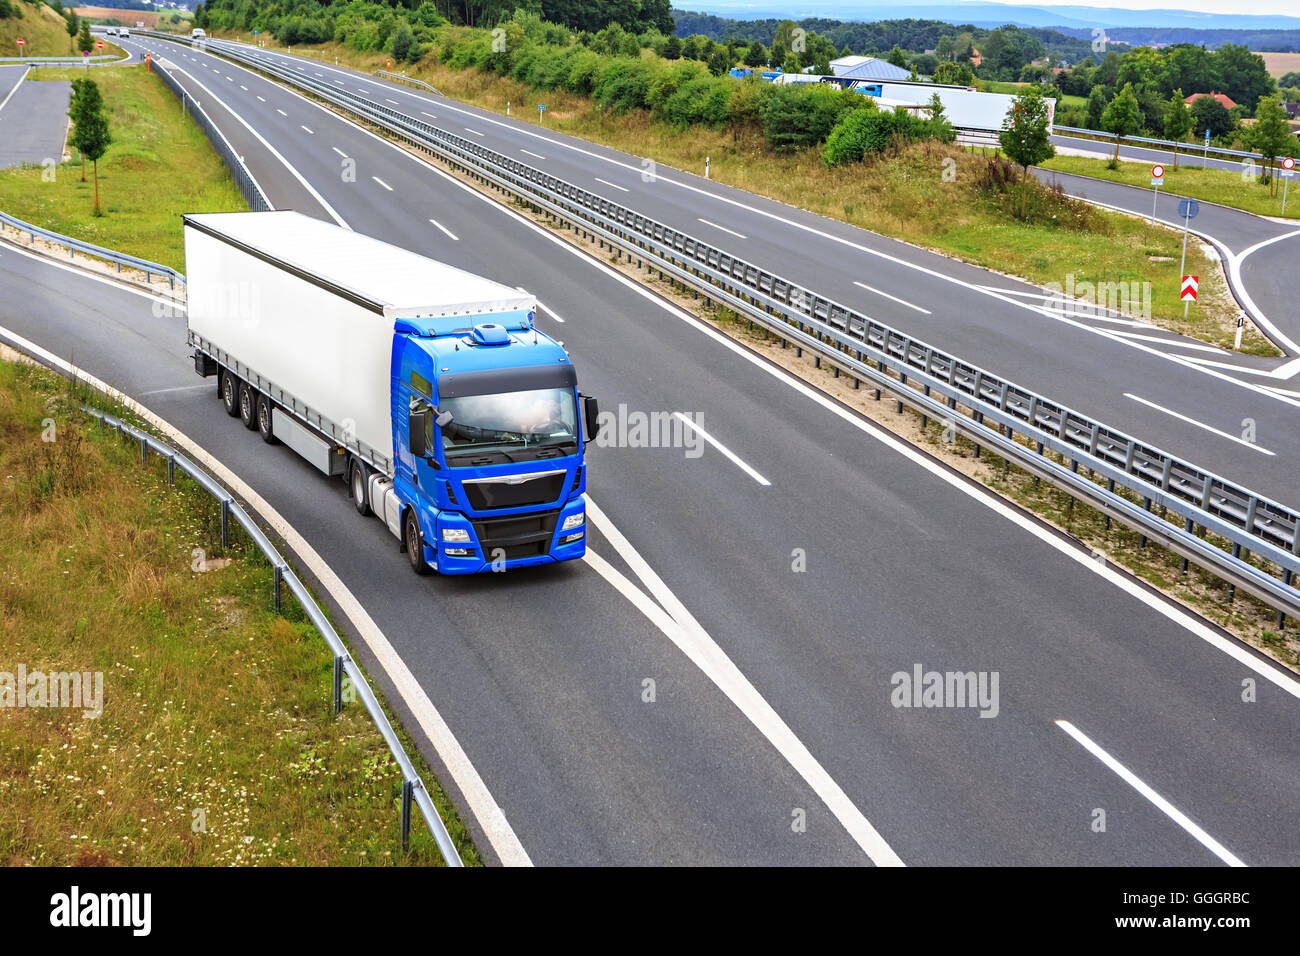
(706, 45), (731, 77)
(1000, 85), (1055, 217)
(1190, 95), (1233, 140)
(390, 22), (416, 63)
(1163, 89), (1192, 168)
(1086, 86), (1107, 128)
(1249, 95), (1293, 195)
(743, 41), (766, 69)
(886, 45), (906, 68)
(662, 35), (681, 61)
(69, 79), (110, 213)
(65, 10), (79, 54)
(77, 19), (92, 54)
(933, 60), (973, 86)
(1101, 82), (1142, 166)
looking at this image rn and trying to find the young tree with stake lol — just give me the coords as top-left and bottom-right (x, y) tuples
(69, 79), (111, 214)
(999, 85), (1055, 218)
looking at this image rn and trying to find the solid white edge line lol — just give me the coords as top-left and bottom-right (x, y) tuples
(160, 61), (349, 229)
(0, 316), (533, 868)
(852, 280), (932, 314)
(671, 413), (770, 486)
(1055, 720), (1246, 867)
(241, 46), (1300, 704)
(584, 499), (903, 866)
(1123, 392), (1275, 456)
(0, 65), (27, 115)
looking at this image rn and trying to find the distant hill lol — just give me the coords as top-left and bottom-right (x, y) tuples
(676, 3), (1300, 34)
(674, 6), (1300, 52)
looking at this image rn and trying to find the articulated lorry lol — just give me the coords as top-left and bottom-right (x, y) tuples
(184, 211), (599, 574)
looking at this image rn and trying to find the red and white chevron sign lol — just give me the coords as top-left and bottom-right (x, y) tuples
(1180, 275), (1198, 301)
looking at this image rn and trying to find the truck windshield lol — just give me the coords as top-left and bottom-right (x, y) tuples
(440, 387), (578, 460)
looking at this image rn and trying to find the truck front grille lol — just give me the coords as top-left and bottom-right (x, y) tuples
(471, 511), (559, 560)
(463, 471), (567, 510)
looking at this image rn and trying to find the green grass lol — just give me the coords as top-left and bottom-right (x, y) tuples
(1043, 151), (1297, 220)
(0, 64), (246, 271)
(0, 357), (482, 865)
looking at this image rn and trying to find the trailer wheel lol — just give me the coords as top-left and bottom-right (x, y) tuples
(350, 460), (372, 517)
(256, 394), (277, 444)
(404, 510), (430, 575)
(221, 371), (240, 417)
(238, 383), (258, 430)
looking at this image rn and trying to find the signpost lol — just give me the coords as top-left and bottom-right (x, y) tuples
(1283, 157), (1295, 218)
(538, 104), (546, 124)
(1150, 163), (1164, 225)
(1203, 127), (1211, 166)
(145, 51), (151, 72)
(1176, 197), (1199, 318)
(15, 38), (23, 62)
(1233, 310), (1246, 351)
(82, 49), (89, 72)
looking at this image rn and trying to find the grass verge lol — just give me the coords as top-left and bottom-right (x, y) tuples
(212, 34), (1270, 354)
(0, 63), (245, 271)
(1043, 152), (1298, 221)
(0, 355), (481, 866)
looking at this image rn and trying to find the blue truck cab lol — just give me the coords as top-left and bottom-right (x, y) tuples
(391, 311), (598, 575)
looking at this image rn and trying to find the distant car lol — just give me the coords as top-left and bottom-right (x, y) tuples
(191, 28), (206, 39)
(120, 27), (130, 37)
(106, 27), (117, 36)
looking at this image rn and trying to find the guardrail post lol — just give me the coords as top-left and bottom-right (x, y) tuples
(167, 453), (175, 486)
(220, 498), (230, 549)
(1181, 518), (1194, 573)
(273, 564), (283, 614)
(140, 436), (147, 465)
(333, 656), (344, 714)
(400, 780), (413, 852)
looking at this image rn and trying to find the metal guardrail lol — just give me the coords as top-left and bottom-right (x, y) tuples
(0, 55), (118, 64)
(150, 56), (273, 211)
(1054, 124), (1264, 162)
(374, 69), (443, 97)
(141, 31), (1300, 623)
(0, 210), (185, 290)
(83, 405), (463, 866)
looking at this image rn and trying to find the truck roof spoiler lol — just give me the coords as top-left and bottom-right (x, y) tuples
(392, 310), (534, 338)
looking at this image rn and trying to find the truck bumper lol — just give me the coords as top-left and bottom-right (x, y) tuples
(434, 498), (586, 574)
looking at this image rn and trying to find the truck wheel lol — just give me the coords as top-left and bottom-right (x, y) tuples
(256, 394), (277, 444)
(239, 384), (258, 430)
(404, 510), (430, 575)
(350, 460), (372, 517)
(221, 371), (240, 417)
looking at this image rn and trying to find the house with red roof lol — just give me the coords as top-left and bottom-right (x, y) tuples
(1185, 91), (1237, 110)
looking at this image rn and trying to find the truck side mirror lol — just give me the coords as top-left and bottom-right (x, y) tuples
(582, 395), (601, 444)
(435, 408), (454, 429)
(409, 409), (428, 458)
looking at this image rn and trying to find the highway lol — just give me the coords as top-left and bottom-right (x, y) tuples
(0, 67), (71, 170)
(1051, 131), (1287, 178)
(4, 34), (1299, 866)
(125, 36), (1300, 511)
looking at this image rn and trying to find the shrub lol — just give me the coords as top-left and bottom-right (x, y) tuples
(565, 48), (603, 95)
(593, 58), (655, 113)
(664, 77), (731, 129)
(760, 83), (852, 152)
(390, 21), (416, 63)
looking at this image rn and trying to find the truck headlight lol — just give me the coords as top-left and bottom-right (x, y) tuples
(561, 512), (585, 531)
(442, 528), (471, 543)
